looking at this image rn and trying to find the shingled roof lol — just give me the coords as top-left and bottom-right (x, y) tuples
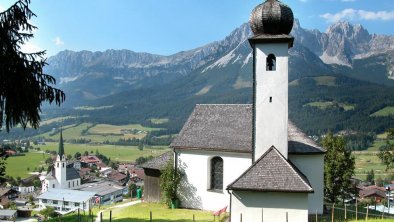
(227, 147), (313, 193)
(141, 151), (173, 170)
(171, 104), (324, 154)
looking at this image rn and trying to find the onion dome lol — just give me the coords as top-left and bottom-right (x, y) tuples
(249, 0), (294, 35)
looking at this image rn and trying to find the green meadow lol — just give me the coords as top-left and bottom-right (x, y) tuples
(5, 152), (51, 178)
(34, 122), (162, 143)
(371, 106), (394, 117)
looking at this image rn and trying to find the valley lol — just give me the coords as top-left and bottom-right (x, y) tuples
(2, 19), (394, 185)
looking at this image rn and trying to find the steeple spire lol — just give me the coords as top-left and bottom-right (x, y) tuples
(58, 128), (64, 158)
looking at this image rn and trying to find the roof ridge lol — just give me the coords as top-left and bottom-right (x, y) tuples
(227, 146), (275, 189)
(227, 146), (313, 192)
(270, 147), (313, 192)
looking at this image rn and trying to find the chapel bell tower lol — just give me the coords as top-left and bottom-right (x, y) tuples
(249, 0), (294, 160)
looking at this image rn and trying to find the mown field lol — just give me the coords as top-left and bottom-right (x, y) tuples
(5, 152), (51, 178)
(370, 106), (394, 117)
(353, 132), (394, 180)
(38, 142), (169, 162)
(34, 122), (162, 143)
(304, 101), (355, 111)
(100, 203), (228, 222)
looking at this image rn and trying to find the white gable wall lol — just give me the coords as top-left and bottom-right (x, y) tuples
(289, 154), (324, 214)
(176, 149), (251, 211)
(230, 191), (309, 222)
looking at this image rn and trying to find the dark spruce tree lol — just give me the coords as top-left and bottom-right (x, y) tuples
(0, 0), (65, 132)
(0, 0), (64, 185)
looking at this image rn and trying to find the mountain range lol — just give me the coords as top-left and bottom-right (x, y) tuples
(33, 20), (394, 136)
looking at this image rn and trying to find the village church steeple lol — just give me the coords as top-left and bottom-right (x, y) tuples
(249, 0), (294, 160)
(55, 129), (67, 188)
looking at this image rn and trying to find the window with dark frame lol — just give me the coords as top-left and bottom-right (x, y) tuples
(210, 157), (223, 190)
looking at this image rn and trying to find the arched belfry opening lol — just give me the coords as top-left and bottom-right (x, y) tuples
(267, 54), (276, 71)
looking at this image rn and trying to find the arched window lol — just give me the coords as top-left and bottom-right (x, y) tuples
(210, 157), (223, 190)
(266, 54), (276, 71)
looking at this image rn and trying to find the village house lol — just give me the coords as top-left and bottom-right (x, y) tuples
(37, 189), (95, 213)
(80, 155), (101, 168)
(168, 1), (325, 221)
(17, 175), (39, 194)
(129, 168), (145, 184)
(107, 171), (128, 185)
(0, 188), (18, 209)
(78, 180), (127, 205)
(67, 160), (81, 170)
(0, 209), (17, 221)
(359, 185), (386, 203)
(118, 163), (136, 174)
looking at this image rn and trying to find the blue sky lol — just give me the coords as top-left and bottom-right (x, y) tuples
(1, 0), (394, 56)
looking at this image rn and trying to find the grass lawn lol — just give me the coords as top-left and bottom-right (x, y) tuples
(304, 101), (355, 111)
(101, 203), (228, 222)
(314, 76), (337, 87)
(34, 122), (163, 143)
(5, 151), (51, 178)
(40, 116), (76, 125)
(36, 142), (170, 162)
(321, 204), (394, 222)
(371, 106), (394, 117)
(150, 118), (169, 124)
(352, 151), (394, 180)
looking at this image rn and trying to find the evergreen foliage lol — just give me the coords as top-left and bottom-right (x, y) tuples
(160, 160), (181, 208)
(323, 132), (355, 203)
(0, 0), (65, 131)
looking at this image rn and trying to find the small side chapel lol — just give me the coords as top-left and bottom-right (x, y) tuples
(41, 130), (81, 192)
(170, 1), (325, 221)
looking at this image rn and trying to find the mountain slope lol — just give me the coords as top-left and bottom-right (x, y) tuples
(32, 20), (394, 137)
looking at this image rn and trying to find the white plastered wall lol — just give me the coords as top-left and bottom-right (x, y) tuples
(230, 191), (309, 222)
(176, 150), (252, 211)
(289, 154), (324, 214)
(254, 43), (289, 159)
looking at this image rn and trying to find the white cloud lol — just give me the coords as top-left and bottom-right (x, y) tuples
(21, 42), (42, 54)
(54, 37), (65, 46)
(0, 5), (5, 12)
(320, 8), (394, 23)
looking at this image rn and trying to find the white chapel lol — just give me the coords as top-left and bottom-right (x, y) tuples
(170, 1), (325, 221)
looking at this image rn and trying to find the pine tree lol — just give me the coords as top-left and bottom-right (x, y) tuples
(323, 132), (355, 203)
(0, 0), (65, 131)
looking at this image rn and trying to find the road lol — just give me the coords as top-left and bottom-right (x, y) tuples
(95, 200), (141, 222)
